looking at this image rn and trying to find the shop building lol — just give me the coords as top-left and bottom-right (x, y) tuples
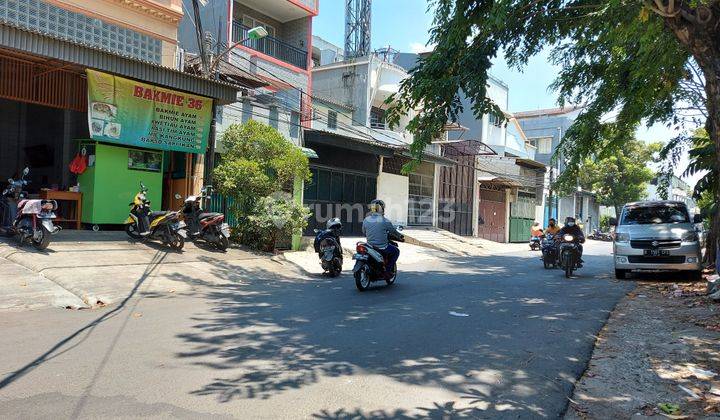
(310, 44), (450, 232)
(0, 1), (238, 229)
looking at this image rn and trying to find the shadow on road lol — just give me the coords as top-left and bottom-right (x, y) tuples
(167, 246), (631, 418)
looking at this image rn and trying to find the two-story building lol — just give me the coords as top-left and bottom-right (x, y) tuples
(0, 0), (238, 229)
(305, 42), (452, 235)
(516, 106), (600, 234)
(178, 0), (316, 149)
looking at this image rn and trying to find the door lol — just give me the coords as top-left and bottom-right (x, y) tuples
(303, 166), (376, 236)
(477, 188), (506, 242)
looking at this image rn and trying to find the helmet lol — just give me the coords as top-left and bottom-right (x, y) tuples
(326, 217), (342, 231)
(369, 199), (385, 214)
(565, 216), (576, 226)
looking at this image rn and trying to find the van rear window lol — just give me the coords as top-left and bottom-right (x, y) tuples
(620, 204), (689, 225)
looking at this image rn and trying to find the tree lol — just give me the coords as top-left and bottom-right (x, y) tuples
(213, 120), (311, 250)
(387, 0), (720, 255)
(557, 140), (661, 216)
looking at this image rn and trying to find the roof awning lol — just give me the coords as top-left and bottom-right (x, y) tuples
(305, 129), (396, 157)
(301, 147), (319, 158)
(515, 158), (547, 170)
(0, 23), (240, 104)
(477, 175), (522, 187)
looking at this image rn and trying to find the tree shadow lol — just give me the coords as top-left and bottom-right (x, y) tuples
(168, 245), (632, 417)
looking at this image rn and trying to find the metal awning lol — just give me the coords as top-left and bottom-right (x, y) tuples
(515, 158), (547, 170)
(0, 23), (240, 104)
(305, 129), (396, 157)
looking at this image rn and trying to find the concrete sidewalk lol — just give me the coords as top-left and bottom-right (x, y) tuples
(0, 231), (281, 311)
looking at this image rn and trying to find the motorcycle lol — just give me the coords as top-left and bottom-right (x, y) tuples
(352, 226), (404, 291)
(124, 182), (186, 250)
(529, 235), (542, 251)
(2, 167), (60, 250)
(313, 218), (343, 277)
(558, 234), (582, 278)
(179, 186), (230, 251)
(541, 233), (558, 269)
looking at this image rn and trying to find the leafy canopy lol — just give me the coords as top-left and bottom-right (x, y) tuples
(556, 140), (661, 213)
(387, 0), (692, 174)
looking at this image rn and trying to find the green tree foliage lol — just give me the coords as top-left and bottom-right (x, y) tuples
(213, 120), (311, 250)
(387, 0), (720, 239)
(557, 140), (661, 215)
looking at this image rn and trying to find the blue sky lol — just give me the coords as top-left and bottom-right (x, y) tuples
(313, 0), (697, 183)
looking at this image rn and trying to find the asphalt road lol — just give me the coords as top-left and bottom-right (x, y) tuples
(0, 240), (631, 419)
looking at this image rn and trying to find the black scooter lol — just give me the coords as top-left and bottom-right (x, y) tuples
(541, 233), (558, 269)
(559, 234), (582, 278)
(352, 227), (404, 291)
(313, 218), (343, 277)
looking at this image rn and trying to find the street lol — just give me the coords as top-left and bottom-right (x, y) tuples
(0, 240), (631, 419)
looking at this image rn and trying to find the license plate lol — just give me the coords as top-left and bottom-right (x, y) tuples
(644, 249), (669, 256)
(220, 223), (230, 237)
(352, 254), (368, 261)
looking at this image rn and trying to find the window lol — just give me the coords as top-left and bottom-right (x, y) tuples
(531, 137), (553, 154)
(269, 106), (279, 129)
(327, 110), (338, 129)
(243, 15), (276, 38)
(370, 107), (386, 129)
(488, 113), (503, 127)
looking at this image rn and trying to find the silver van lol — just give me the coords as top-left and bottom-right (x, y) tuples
(612, 201), (703, 280)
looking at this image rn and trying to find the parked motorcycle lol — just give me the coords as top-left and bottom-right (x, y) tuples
(179, 186), (230, 251)
(2, 167), (60, 250)
(125, 182), (186, 250)
(589, 228), (613, 242)
(313, 218), (343, 277)
(558, 234), (582, 278)
(529, 235), (542, 251)
(352, 226), (404, 291)
(541, 233), (558, 269)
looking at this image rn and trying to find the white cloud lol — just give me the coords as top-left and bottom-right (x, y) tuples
(409, 42), (434, 54)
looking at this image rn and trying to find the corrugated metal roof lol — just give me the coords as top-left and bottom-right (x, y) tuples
(0, 22), (240, 104)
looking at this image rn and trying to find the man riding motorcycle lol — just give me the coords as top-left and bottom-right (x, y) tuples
(556, 216), (585, 266)
(362, 199), (402, 280)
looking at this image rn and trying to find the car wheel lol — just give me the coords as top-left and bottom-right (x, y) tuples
(615, 269), (628, 280)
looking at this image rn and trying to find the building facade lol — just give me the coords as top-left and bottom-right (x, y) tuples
(516, 106), (600, 234)
(178, 0), (317, 149)
(0, 0), (236, 229)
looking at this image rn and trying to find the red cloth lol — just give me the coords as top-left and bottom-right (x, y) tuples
(69, 153), (88, 174)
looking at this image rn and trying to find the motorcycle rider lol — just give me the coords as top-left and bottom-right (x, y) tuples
(556, 216), (585, 266)
(362, 199), (402, 279)
(545, 218), (561, 236)
(530, 221), (544, 238)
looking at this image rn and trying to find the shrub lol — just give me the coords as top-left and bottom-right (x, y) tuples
(214, 121), (311, 250)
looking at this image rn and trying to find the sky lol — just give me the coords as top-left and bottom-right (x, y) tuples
(313, 0), (700, 186)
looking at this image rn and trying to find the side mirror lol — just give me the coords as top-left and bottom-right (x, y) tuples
(397, 225), (404, 231)
(7, 178), (12, 184)
(22, 167), (29, 176)
(609, 217), (618, 227)
(174, 193), (182, 200)
(313, 229), (320, 234)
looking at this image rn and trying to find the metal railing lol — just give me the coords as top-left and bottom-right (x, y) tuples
(370, 121), (387, 130)
(231, 21), (308, 70)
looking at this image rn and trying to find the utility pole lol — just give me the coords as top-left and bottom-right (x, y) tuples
(190, 0), (208, 74)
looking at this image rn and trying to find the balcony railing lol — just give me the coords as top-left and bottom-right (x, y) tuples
(232, 21), (308, 70)
(370, 121), (387, 130)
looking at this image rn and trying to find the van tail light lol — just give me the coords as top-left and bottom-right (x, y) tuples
(356, 244), (367, 254)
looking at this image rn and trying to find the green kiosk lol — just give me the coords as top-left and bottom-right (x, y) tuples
(78, 141), (163, 227)
(79, 70), (213, 228)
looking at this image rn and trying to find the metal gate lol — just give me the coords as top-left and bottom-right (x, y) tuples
(303, 166), (377, 236)
(438, 155), (474, 236)
(408, 172), (434, 226)
(509, 194), (537, 242)
(477, 188), (506, 242)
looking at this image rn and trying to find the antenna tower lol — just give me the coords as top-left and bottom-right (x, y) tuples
(344, 0), (372, 59)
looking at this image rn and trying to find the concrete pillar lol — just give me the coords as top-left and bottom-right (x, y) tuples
(432, 163), (440, 228)
(472, 157), (480, 236)
(61, 109), (73, 188)
(504, 188), (512, 243)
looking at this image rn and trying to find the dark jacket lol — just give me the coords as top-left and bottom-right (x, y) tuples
(557, 224), (585, 242)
